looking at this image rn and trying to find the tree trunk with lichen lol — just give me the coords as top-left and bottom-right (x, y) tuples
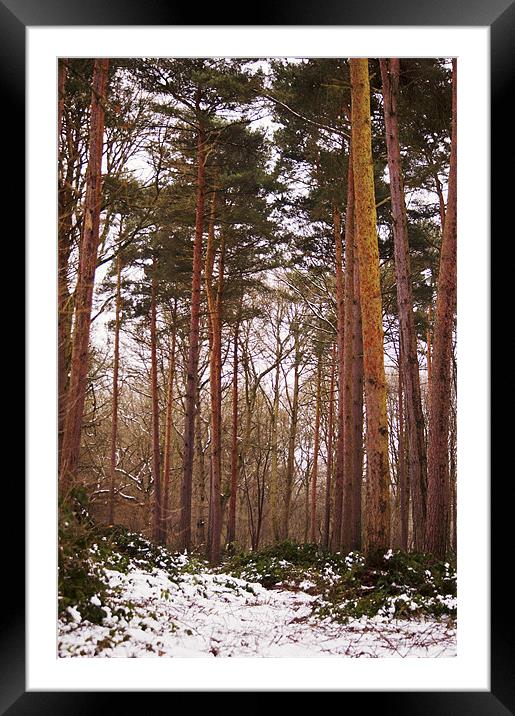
(351, 237), (364, 551)
(350, 58), (391, 554)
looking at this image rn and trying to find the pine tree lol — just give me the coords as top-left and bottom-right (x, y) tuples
(380, 58), (428, 550)
(350, 58), (391, 554)
(60, 58), (110, 493)
(425, 59), (457, 559)
(135, 59), (262, 552)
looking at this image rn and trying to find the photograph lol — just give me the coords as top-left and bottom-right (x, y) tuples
(56, 55), (458, 660)
(9, 0), (503, 703)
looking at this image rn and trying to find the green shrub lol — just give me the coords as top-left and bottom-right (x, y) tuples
(58, 489), (205, 626)
(223, 542), (456, 622)
(312, 549), (456, 623)
(58, 488), (110, 624)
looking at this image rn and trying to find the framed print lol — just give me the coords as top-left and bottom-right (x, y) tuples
(10, 0), (505, 710)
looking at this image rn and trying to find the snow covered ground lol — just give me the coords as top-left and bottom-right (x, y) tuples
(58, 563), (456, 658)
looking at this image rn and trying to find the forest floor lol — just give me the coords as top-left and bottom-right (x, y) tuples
(58, 529), (457, 658)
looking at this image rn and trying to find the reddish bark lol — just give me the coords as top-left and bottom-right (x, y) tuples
(178, 118), (207, 551)
(331, 204), (345, 550)
(350, 58), (391, 554)
(426, 303), (432, 386)
(205, 191), (225, 565)
(380, 58), (428, 550)
(351, 237), (364, 551)
(397, 349), (408, 551)
(59, 58), (109, 493)
(425, 60), (457, 559)
(212, 233), (225, 558)
(450, 402), (457, 554)
(227, 317), (240, 546)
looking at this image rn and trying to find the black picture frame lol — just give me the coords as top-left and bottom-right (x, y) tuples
(10, 0), (503, 711)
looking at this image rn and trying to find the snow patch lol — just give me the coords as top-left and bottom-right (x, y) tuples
(59, 562), (456, 658)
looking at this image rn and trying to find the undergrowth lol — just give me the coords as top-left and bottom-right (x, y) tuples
(58, 487), (206, 626)
(59, 492), (456, 628)
(222, 541), (456, 622)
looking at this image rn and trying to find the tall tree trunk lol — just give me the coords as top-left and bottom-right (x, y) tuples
(211, 231), (225, 562)
(310, 354), (322, 542)
(450, 397), (457, 554)
(57, 59), (67, 137)
(241, 346), (255, 548)
(195, 386), (207, 548)
(58, 73), (82, 430)
(108, 247), (122, 525)
(161, 299), (177, 543)
(380, 58), (427, 550)
(350, 58), (391, 554)
(282, 324), (301, 539)
(342, 157), (356, 552)
(426, 303), (432, 386)
(425, 60), (457, 559)
(450, 353), (457, 553)
(351, 234), (364, 551)
(179, 118), (206, 551)
(150, 261), (162, 543)
(58, 59), (74, 462)
(434, 174), (447, 233)
(304, 458), (311, 543)
(323, 344), (336, 548)
(227, 316), (240, 546)
(397, 353), (409, 551)
(331, 204), (345, 550)
(204, 191), (216, 555)
(59, 58), (109, 493)
(205, 190), (225, 565)
(254, 417), (268, 552)
(269, 305), (284, 543)
(57, 210), (74, 463)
